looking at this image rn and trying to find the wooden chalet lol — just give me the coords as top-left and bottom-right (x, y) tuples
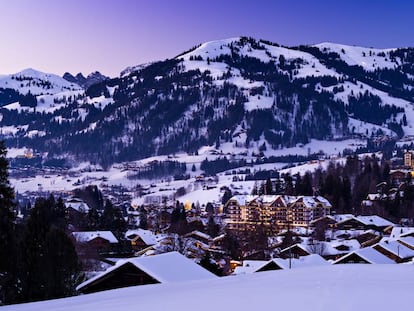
(76, 252), (216, 294)
(372, 241), (414, 263)
(333, 247), (395, 264)
(336, 215), (394, 232)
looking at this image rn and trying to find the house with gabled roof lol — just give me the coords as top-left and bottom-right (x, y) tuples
(65, 197), (90, 214)
(72, 231), (118, 245)
(279, 239), (360, 260)
(233, 254), (328, 275)
(333, 247), (396, 264)
(76, 251), (217, 294)
(72, 231), (119, 257)
(372, 240), (414, 263)
(336, 215), (394, 232)
(125, 229), (161, 251)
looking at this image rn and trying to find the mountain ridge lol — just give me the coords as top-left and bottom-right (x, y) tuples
(1, 36), (414, 166)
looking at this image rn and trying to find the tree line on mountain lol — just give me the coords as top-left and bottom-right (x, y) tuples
(2, 40), (414, 165)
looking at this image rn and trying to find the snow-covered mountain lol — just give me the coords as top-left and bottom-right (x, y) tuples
(2, 37), (414, 165)
(0, 68), (82, 97)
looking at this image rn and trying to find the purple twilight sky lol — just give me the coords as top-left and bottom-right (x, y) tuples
(1, 0), (413, 77)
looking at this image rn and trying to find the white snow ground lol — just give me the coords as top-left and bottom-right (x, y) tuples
(3, 264), (413, 311)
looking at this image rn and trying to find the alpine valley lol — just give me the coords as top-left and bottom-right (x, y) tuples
(2, 36), (414, 167)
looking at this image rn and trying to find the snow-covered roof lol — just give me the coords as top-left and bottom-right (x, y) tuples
(389, 227), (414, 240)
(125, 229), (160, 246)
(228, 195), (258, 205)
(302, 196), (332, 208)
(397, 237), (414, 248)
(233, 260), (269, 275)
(185, 230), (212, 241)
(66, 198), (90, 213)
(281, 240), (357, 257)
(259, 195), (279, 204)
(234, 254), (328, 275)
(11, 264), (414, 311)
(227, 194), (332, 208)
(374, 241), (414, 259)
(330, 239), (361, 252)
(77, 251), (216, 291)
(72, 231), (118, 244)
(333, 247), (396, 264)
(366, 193), (387, 201)
(331, 214), (354, 222)
(355, 215), (395, 227)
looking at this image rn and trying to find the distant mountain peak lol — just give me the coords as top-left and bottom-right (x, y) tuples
(63, 71), (108, 89)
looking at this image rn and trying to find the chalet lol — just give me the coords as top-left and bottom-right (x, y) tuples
(279, 240), (360, 260)
(65, 197), (91, 225)
(336, 215), (394, 232)
(333, 247), (395, 264)
(233, 254), (328, 275)
(209, 234), (227, 254)
(125, 229), (159, 251)
(372, 241), (414, 263)
(76, 251), (217, 294)
(184, 230), (212, 247)
(278, 243), (311, 259)
(72, 231), (119, 256)
(310, 215), (337, 229)
(65, 197), (90, 214)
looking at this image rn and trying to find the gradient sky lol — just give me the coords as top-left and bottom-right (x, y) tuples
(1, 0), (413, 77)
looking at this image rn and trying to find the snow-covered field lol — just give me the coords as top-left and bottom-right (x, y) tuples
(3, 264), (413, 311)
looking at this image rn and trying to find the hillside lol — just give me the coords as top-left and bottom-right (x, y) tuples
(2, 265), (413, 311)
(2, 37), (414, 165)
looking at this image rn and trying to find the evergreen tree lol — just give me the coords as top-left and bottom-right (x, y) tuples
(221, 188), (233, 205)
(138, 206), (148, 229)
(206, 216), (220, 238)
(100, 199), (126, 238)
(0, 141), (17, 304)
(20, 197), (82, 302)
(86, 208), (101, 230)
(265, 177), (273, 195)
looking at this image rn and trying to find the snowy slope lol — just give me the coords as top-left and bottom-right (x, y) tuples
(3, 265), (414, 311)
(0, 68), (82, 95)
(315, 42), (397, 71)
(2, 37), (414, 165)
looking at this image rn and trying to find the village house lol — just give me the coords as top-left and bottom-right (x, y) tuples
(232, 254), (328, 275)
(278, 239), (360, 261)
(335, 215), (394, 232)
(65, 197), (91, 224)
(333, 247), (396, 264)
(125, 229), (160, 251)
(372, 240), (414, 263)
(72, 231), (119, 257)
(76, 251), (217, 294)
